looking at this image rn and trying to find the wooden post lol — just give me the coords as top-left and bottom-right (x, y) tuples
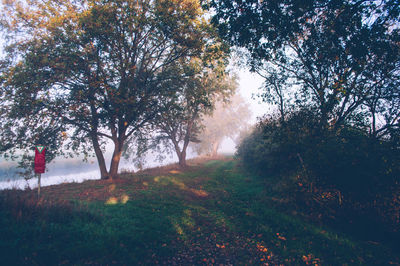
(38, 173), (41, 198)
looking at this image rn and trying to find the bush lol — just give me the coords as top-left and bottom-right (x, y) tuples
(236, 109), (319, 176)
(236, 110), (400, 232)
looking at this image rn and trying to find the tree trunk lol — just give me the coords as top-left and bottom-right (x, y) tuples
(109, 139), (124, 180)
(179, 125), (192, 168)
(320, 108), (329, 131)
(211, 141), (219, 157)
(91, 133), (109, 179)
(179, 150), (187, 168)
(88, 97), (109, 179)
(272, 80), (285, 123)
(371, 105), (377, 138)
(172, 139), (186, 168)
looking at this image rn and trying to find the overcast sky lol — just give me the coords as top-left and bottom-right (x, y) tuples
(236, 68), (271, 123)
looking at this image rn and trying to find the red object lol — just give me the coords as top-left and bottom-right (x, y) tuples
(34, 146), (46, 174)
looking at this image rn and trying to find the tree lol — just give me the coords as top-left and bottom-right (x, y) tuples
(0, 0), (210, 179)
(209, 0), (400, 136)
(151, 57), (236, 167)
(194, 93), (252, 157)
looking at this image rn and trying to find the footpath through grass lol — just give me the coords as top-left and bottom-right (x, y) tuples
(0, 158), (398, 265)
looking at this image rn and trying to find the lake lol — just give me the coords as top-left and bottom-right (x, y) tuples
(0, 152), (184, 190)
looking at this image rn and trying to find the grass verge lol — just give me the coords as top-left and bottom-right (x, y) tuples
(0, 158), (398, 265)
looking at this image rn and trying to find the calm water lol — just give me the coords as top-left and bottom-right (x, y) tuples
(0, 152), (185, 190)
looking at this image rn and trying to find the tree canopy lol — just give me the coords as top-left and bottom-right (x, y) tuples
(0, 0), (216, 179)
(209, 0), (400, 137)
(148, 53), (235, 167)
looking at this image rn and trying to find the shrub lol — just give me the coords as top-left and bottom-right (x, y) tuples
(236, 110), (400, 232)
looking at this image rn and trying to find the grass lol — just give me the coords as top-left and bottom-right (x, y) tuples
(0, 157), (398, 265)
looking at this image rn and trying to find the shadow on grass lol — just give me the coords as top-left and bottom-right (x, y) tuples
(0, 159), (399, 265)
(0, 191), (182, 265)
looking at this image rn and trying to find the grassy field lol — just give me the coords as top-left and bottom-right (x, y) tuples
(0, 157), (398, 265)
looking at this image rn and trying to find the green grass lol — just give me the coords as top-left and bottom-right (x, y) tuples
(0, 158), (398, 265)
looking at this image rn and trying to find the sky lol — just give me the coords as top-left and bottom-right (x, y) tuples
(236, 68), (271, 122)
(217, 64), (271, 154)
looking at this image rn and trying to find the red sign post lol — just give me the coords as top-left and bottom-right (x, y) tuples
(34, 145), (46, 197)
(34, 145), (46, 174)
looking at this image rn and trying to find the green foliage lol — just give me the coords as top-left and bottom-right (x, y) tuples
(237, 110), (400, 232)
(149, 55), (236, 166)
(305, 129), (399, 198)
(0, 0), (213, 178)
(210, 0), (400, 137)
(236, 110), (314, 174)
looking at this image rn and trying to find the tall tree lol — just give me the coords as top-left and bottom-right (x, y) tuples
(151, 57), (236, 167)
(193, 93), (251, 157)
(0, 0), (210, 179)
(209, 0), (400, 136)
